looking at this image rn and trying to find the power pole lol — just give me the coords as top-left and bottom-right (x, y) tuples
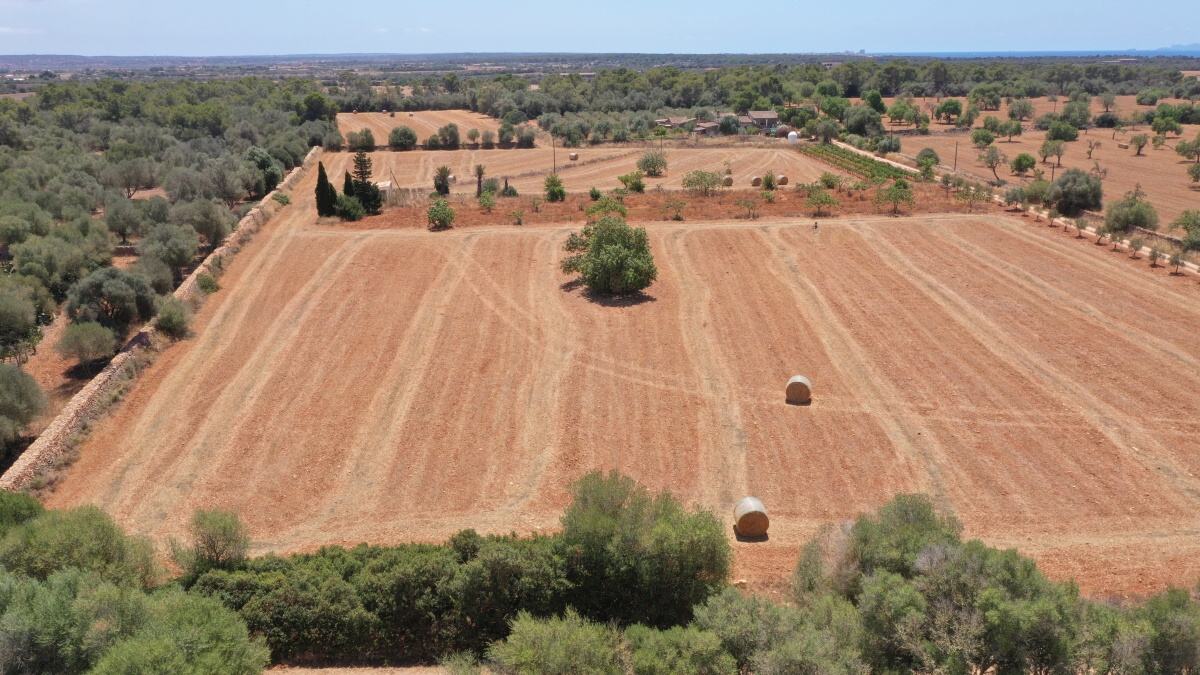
(551, 135), (557, 174)
(953, 141), (958, 172)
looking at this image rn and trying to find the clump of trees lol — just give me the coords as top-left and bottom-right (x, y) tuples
(1049, 168), (1103, 216)
(1105, 185), (1158, 235)
(388, 125), (417, 150)
(561, 216), (658, 295)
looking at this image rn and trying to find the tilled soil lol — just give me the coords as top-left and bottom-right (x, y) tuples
(45, 161), (1200, 600)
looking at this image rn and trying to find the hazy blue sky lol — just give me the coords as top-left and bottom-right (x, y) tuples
(0, 0), (1194, 55)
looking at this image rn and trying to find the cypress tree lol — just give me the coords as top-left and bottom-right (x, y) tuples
(315, 162), (336, 217)
(343, 172), (355, 198)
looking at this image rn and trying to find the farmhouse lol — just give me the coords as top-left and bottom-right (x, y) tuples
(655, 116), (696, 129)
(746, 110), (779, 130)
(693, 121), (720, 136)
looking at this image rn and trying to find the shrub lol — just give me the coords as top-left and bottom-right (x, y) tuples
(761, 172), (777, 191)
(388, 125), (417, 150)
(66, 267), (156, 334)
(1189, 163), (1200, 184)
(617, 170), (645, 193)
(478, 191), (496, 214)
(428, 198), (455, 230)
(589, 186), (602, 201)
(682, 170), (722, 196)
(971, 128), (995, 149)
(433, 166), (452, 195)
(172, 509), (250, 582)
(139, 223), (200, 278)
(586, 196), (628, 221)
(807, 188), (839, 216)
(625, 624), (736, 675)
(875, 179), (915, 215)
(335, 194), (365, 221)
(1047, 120), (1079, 142)
(559, 470), (728, 625)
(544, 174), (567, 202)
(271, 193), (290, 206)
(1105, 187), (1159, 233)
(1049, 168), (1103, 216)
(155, 297), (191, 339)
(488, 610), (623, 674)
(196, 273), (220, 294)
(0, 490), (43, 537)
(1025, 179), (1052, 205)
(0, 363), (44, 444)
(637, 150), (668, 177)
(0, 505), (156, 587)
(56, 321), (117, 363)
(875, 135), (901, 156)
(1010, 153), (1037, 175)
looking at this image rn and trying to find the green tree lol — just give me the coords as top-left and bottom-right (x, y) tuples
(875, 179), (915, 215)
(350, 151), (381, 215)
(66, 267), (156, 334)
(172, 509), (250, 583)
(1105, 186), (1159, 233)
(625, 624), (737, 675)
(1000, 119), (1023, 141)
(488, 610), (623, 674)
(561, 218), (659, 297)
(875, 135), (901, 156)
(170, 199), (235, 249)
(807, 188), (839, 216)
(971, 128), (995, 149)
(1176, 134), (1200, 163)
(935, 99), (962, 122)
(1047, 120), (1079, 142)
(0, 287), (39, 362)
(1130, 134), (1149, 155)
(979, 146), (1007, 182)
(1048, 168), (1103, 216)
(474, 164), (486, 197)
(55, 321), (116, 364)
(0, 363), (44, 444)
(545, 173), (567, 201)
(1008, 98), (1034, 121)
(637, 150), (668, 177)
(155, 297), (191, 339)
(434, 165), (452, 196)
(139, 222), (199, 280)
(104, 197), (144, 245)
(1040, 139), (1066, 166)
(1010, 152), (1037, 175)
(314, 161), (338, 217)
(682, 170), (722, 196)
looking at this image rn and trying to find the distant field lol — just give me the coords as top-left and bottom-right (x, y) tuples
(853, 95), (1187, 134)
(326, 145), (836, 194)
(337, 110), (502, 145)
(47, 158), (1200, 599)
(895, 124), (1200, 228)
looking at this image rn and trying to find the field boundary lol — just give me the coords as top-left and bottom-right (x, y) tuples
(0, 146), (323, 492)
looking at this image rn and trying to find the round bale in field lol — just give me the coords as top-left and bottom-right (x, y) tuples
(734, 497), (769, 538)
(775, 125), (793, 138)
(722, 175), (734, 187)
(787, 130), (799, 144)
(751, 176), (762, 187)
(778, 175), (789, 186)
(569, 152), (579, 161)
(785, 375), (812, 405)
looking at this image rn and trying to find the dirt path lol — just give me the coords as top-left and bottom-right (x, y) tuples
(44, 174), (1200, 599)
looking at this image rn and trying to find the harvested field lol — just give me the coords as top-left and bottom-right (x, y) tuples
(854, 95), (1189, 134)
(894, 125), (1200, 228)
(337, 110), (504, 145)
(322, 146), (838, 195)
(44, 161), (1200, 600)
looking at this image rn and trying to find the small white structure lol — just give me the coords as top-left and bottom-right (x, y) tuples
(734, 497), (769, 538)
(787, 130), (799, 144)
(786, 375), (812, 405)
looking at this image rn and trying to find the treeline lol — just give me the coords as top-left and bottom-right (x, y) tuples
(330, 59), (1199, 120)
(0, 79), (338, 462)
(5, 473), (1200, 672)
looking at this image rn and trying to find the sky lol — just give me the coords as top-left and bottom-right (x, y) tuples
(0, 0), (1196, 56)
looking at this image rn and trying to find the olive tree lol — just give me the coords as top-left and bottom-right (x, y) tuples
(55, 321), (117, 364)
(1048, 169), (1103, 216)
(66, 267), (156, 334)
(637, 151), (668, 177)
(0, 363), (44, 444)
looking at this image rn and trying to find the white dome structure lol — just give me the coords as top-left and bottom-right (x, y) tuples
(787, 130), (799, 144)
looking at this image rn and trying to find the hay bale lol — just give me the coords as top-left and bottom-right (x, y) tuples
(1117, 142), (1130, 149)
(785, 375), (812, 405)
(751, 176), (762, 187)
(569, 152), (579, 161)
(777, 175), (789, 186)
(722, 176), (734, 187)
(775, 125), (793, 138)
(734, 497), (769, 538)
(449, 175), (457, 184)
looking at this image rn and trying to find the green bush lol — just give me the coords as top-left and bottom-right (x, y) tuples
(1010, 152), (1037, 175)
(0, 489), (43, 537)
(196, 273), (220, 294)
(560, 218), (659, 296)
(0, 506), (157, 588)
(637, 150), (668, 177)
(625, 624), (736, 675)
(544, 174), (567, 201)
(618, 170), (646, 193)
(335, 194), (365, 221)
(559, 470), (728, 626)
(173, 509), (249, 582)
(155, 296), (192, 338)
(1049, 168), (1103, 216)
(66, 267), (156, 334)
(0, 362), (46, 444)
(428, 198), (455, 230)
(488, 610), (624, 674)
(1105, 188), (1159, 234)
(1047, 120), (1079, 142)
(56, 320), (117, 363)
(589, 186), (602, 201)
(388, 125), (418, 150)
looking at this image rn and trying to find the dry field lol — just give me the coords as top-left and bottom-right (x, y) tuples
(326, 145), (834, 195)
(893, 124), (1200, 227)
(857, 95), (1187, 134)
(44, 159), (1200, 600)
(337, 110), (503, 145)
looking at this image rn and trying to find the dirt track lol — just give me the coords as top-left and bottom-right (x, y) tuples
(45, 162), (1200, 599)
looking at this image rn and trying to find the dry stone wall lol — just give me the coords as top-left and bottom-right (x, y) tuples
(0, 147), (322, 492)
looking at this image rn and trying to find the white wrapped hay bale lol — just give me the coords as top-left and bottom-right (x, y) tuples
(786, 375), (812, 405)
(734, 497), (769, 537)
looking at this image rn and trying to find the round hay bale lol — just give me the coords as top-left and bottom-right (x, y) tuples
(449, 175), (457, 184)
(734, 497), (769, 538)
(785, 375), (812, 405)
(775, 125), (793, 138)
(569, 152), (579, 161)
(787, 130), (799, 144)
(777, 175), (789, 186)
(722, 176), (734, 187)
(751, 176), (762, 187)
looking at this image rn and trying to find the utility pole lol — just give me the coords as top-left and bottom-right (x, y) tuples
(953, 141), (958, 172)
(551, 135), (557, 174)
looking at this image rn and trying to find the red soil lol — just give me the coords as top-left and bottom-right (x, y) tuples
(44, 160), (1200, 601)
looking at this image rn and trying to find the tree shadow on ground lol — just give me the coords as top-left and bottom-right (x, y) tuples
(734, 529), (769, 543)
(560, 279), (657, 307)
